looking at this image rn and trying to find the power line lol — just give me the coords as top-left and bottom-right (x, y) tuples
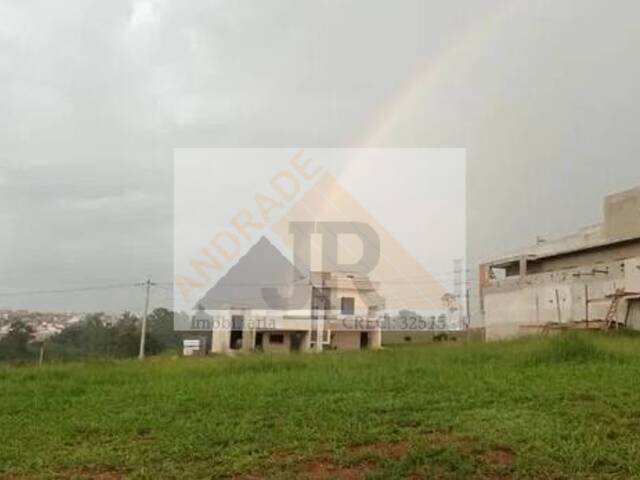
(0, 283), (139, 297)
(157, 277), (477, 288)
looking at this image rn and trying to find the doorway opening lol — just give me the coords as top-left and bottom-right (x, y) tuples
(230, 315), (244, 350)
(290, 332), (305, 352)
(360, 331), (369, 349)
(255, 331), (264, 351)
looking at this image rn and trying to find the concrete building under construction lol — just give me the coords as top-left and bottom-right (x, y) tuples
(209, 271), (385, 354)
(480, 186), (640, 340)
(184, 237), (385, 354)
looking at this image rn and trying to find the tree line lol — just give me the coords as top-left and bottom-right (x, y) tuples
(0, 308), (180, 362)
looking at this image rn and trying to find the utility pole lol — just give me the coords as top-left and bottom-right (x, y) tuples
(465, 288), (471, 329)
(453, 259), (464, 329)
(453, 259), (463, 301)
(138, 277), (153, 360)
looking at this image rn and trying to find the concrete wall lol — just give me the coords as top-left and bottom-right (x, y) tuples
(625, 257), (640, 292)
(331, 331), (361, 350)
(628, 300), (640, 330)
(382, 328), (485, 345)
(208, 274), (384, 353)
(212, 328), (231, 353)
(312, 274), (383, 351)
(262, 331), (292, 353)
(211, 311), (232, 353)
(369, 328), (382, 349)
(482, 257), (637, 340)
(383, 331), (436, 345)
(527, 241), (640, 274)
(333, 286), (374, 316)
(605, 186), (640, 240)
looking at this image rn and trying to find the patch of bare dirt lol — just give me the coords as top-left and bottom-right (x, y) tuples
(230, 434), (517, 480)
(484, 447), (516, 466)
(349, 441), (411, 459)
(424, 430), (481, 454)
(231, 451), (372, 480)
(58, 467), (125, 479)
(304, 458), (370, 480)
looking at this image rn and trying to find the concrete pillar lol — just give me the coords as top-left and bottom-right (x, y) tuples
(211, 327), (230, 354)
(519, 256), (528, 279)
(301, 330), (312, 352)
(242, 326), (255, 352)
(315, 316), (324, 352)
(369, 327), (382, 349)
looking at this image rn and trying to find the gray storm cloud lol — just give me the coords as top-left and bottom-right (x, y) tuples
(1, 0), (639, 314)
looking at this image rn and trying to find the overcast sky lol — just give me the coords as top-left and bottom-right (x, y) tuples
(1, 0), (639, 315)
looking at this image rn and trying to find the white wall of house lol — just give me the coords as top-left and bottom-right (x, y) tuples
(262, 331), (292, 353)
(331, 331), (360, 350)
(207, 274), (384, 353)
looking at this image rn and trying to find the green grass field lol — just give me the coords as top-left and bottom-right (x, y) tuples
(2, 333), (640, 479)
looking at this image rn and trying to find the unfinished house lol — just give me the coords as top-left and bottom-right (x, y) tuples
(195, 237), (385, 353)
(480, 186), (640, 340)
(209, 271), (384, 353)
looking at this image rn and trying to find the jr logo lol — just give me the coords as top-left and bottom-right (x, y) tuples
(261, 221), (381, 309)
